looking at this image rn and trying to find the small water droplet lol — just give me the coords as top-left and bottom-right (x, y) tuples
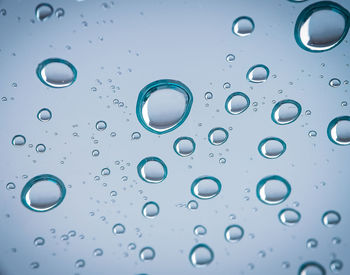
(322, 210), (341, 227)
(191, 176), (221, 200)
(34, 237), (45, 247)
(131, 132), (141, 140)
(208, 127), (228, 146)
(194, 225), (207, 236)
(112, 223), (126, 234)
(298, 262), (326, 275)
(187, 200), (198, 210)
(225, 92), (250, 115)
(258, 137), (286, 159)
(247, 64), (269, 83)
(278, 208), (301, 226)
(327, 116), (350, 145)
(204, 92), (213, 100)
(35, 3), (53, 21)
(137, 157), (167, 183)
(329, 78), (341, 87)
(226, 54), (235, 62)
(55, 8), (65, 18)
(142, 201), (159, 218)
(92, 150), (100, 157)
(75, 259), (85, 268)
(173, 137), (195, 157)
(308, 130), (317, 137)
(93, 248), (103, 256)
(37, 108), (52, 122)
(139, 247), (155, 262)
(256, 175), (291, 205)
(189, 244), (214, 267)
(224, 225), (244, 243)
(35, 144), (46, 153)
(101, 168), (110, 176)
(271, 99), (302, 125)
(30, 262), (40, 269)
(330, 259), (343, 273)
(232, 16), (255, 37)
(306, 238), (318, 248)
(6, 182), (16, 190)
(223, 82), (231, 89)
(96, 120), (107, 131)
(12, 135), (26, 146)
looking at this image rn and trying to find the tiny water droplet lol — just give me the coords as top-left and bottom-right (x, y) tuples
(37, 108), (52, 122)
(204, 92), (213, 100)
(142, 201), (159, 218)
(298, 262), (326, 275)
(232, 16), (255, 37)
(308, 130), (317, 137)
(6, 182), (16, 190)
(75, 259), (85, 268)
(278, 208), (301, 226)
(35, 144), (46, 153)
(34, 237), (45, 247)
(194, 225), (207, 236)
(96, 120), (107, 131)
(330, 259), (343, 273)
(187, 200), (198, 210)
(226, 54), (235, 62)
(55, 8), (65, 18)
(93, 248), (103, 256)
(329, 78), (341, 87)
(112, 223), (126, 234)
(131, 132), (141, 140)
(306, 238), (318, 248)
(139, 247), (155, 262)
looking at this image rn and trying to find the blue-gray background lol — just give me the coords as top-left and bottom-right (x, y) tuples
(0, 0), (349, 274)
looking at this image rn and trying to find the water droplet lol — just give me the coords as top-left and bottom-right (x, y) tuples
(224, 225), (244, 243)
(330, 259), (343, 273)
(93, 248), (103, 256)
(194, 225), (207, 236)
(12, 135), (26, 146)
(247, 64), (269, 83)
(112, 223), (126, 234)
(21, 174), (66, 212)
(332, 237), (341, 245)
(327, 116), (350, 145)
(92, 149), (100, 157)
(137, 157), (167, 183)
(131, 132), (141, 140)
(295, 1), (350, 52)
(128, 243), (136, 250)
(36, 58), (77, 88)
(30, 262), (40, 269)
(101, 168), (110, 176)
(173, 137), (195, 157)
(204, 92), (213, 100)
(75, 259), (85, 268)
(271, 99), (302, 125)
(225, 92), (250, 115)
(223, 82), (231, 89)
(341, 101), (347, 107)
(191, 176), (221, 200)
(142, 201), (159, 218)
(96, 120), (107, 131)
(306, 238), (318, 248)
(55, 8), (65, 18)
(308, 130), (317, 137)
(35, 3), (53, 21)
(35, 144), (46, 153)
(37, 108), (52, 122)
(208, 127), (228, 146)
(258, 137), (286, 159)
(256, 175), (291, 205)
(34, 237), (45, 247)
(226, 54), (235, 62)
(329, 78), (341, 87)
(187, 200), (198, 210)
(232, 16), (255, 37)
(298, 262), (326, 275)
(139, 247), (155, 262)
(322, 210), (341, 227)
(6, 182), (16, 190)
(136, 79), (193, 134)
(278, 208), (301, 226)
(189, 244), (214, 267)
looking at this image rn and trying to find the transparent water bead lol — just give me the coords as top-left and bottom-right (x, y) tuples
(225, 92), (250, 115)
(21, 174), (66, 212)
(137, 157), (167, 183)
(246, 64), (269, 83)
(278, 208), (301, 226)
(256, 175), (291, 205)
(208, 127), (229, 146)
(93, 248), (103, 256)
(298, 262), (326, 275)
(136, 79), (193, 134)
(142, 201), (160, 218)
(322, 210), (341, 227)
(35, 144), (46, 153)
(329, 78), (341, 87)
(35, 3), (54, 21)
(191, 176), (222, 200)
(37, 108), (52, 122)
(271, 99), (302, 125)
(226, 54), (235, 62)
(194, 225), (207, 236)
(34, 237), (45, 247)
(294, 1), (350, 52)
(232, 16), (255, 37)
(258, 137), (286, 159)
(112, 223), (126, 234)
(36, 58), (77, 88)
(189, 244), (214, 267)
(224, 225), (244, 243)
(330, 259), (343, 273)
(306, 238), (318, 248)
(139, 247), (155, 262)
(12, 135), (26, 146)
(173, 137), (195, 157)
(96, 120), (107, 131)
(327, 116), (350, 145)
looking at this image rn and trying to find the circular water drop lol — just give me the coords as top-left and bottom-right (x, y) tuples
(308, 130), (317, 137)
(112, 223), (126, 234)
(12, 135), (26, 146)
(330, 259), (343, 273)
(92, 150), (100, 157)
(36, 144), (46, 153)
(256, 175), (291, 205)
(93, 248), (103, 256)
(137, 157), (167, 183)
(191, 176), (221, 200)
(224, 225), (244, 243)
(142, 201), (159, 218)
(322, 210), (341, 227)
(37, 108), (52, 122)
(101, 168), (110, 176)
(329, 78), (341, 87)
(131, 132), (141, 140)
(189, 244), (214, 267)
(35, 3), (53, 21)
(204, 92), (213, 100)
(21, 174), (66, 212)
(278, 208), (301, 226)
(226, 54), (235, 62)
(294, 1), (350, 52)
(232, 16), (255, 37)
(75, 259), (85, 268)
(299, 262), (326, 275)
(187, 200), (198, 210)
(258, 137), (286, 159)
(36, 58), (77, 88)
(194, 225), (207, 236)
(271, 99), (302, 125)
(173, 137), (195, 157)
(55, 8), (65, 18)
(6, 182), (16, 190)
(225, 92), (250, 115)
(327, 116), (350, 145)
(247, 64), (269, 83)
(208, 127), (228, 146)
(96, 120), (107, 131)
(139, 247), (155, 262)
(136, 79), (193, 134)
(306, 238), (318, 248)
(34, 237), (45, 247)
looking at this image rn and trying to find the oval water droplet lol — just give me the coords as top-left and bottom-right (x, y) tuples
(225, 92), (250, 115)
(112, 223), (126, 234)
(306, 238), (318, 248)
(258, 137), (286, 159)
(139, 247), (155, 262)
(194, 225), (207, 236)
(96, 120), (107, 131)
(35, 3), (53, 21)
(256, 175), (291, 205)
(35, 144), (46, 153)
(136, 79), (193, 134)
(294, 1), (350, 52)
(37, 108), (52, 122)
(298, 262), (326, 275)
(93, 248), (103, 256)
(6, 182), (16, 190)
(34, 237), (45, 247)
(330, 259), (343, 273)
(173, 137), (195, 157)
(208, 127), (228, 146)
(137, 157), (167, 183)
(75, 259), (85, 268)
(278, 208), (301, 226)
(224, 225), (244, 243)
(142, 201), (159, 218)
(247, 64), (269, 83)
(327, 116), (350, 145)
(21, 174), (66, 212)
(329, 78), (341, 87)
(226, 54), (235, 62)
(322, 210), (341, 227)
(191, 176), (221, 200)
(36, 58), (77, 88)
(232, 16), (255, 37)
(187, 200), (198, 210)
(189, 244), (214, 267)
(271, 99), (302, 125)
(12, 135), (26, 146)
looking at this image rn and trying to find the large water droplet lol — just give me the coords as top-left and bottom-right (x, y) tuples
(246, 64), (269, 83)
(12, 135), (26, 146)
(142, 201), (159, 218)
(173, 137), (195, 157)
(295, 1), (350, 52)
(191, 176), (221, 200)
(225, 92), (250, 115)
(35, 3), (53, 21)
(258, 137), (286, 159)
(271, 99), (302, 125)
(37, 108), (52, 122)
(298, 262), (326, 275)
(139, 247), (155, 262)
(278, 208), (301, 226)
(322, 210), (341, 227)
(21, 174), (66, 212)
(224, 225), (244, 243)
(232, 16), (255, 37)
(189, 244), (214, 267)
(256, 175), (291, 205)
(327, 116), (350, 145)
(208, 127), (228, 146)
(136, 79), (193, 134)
(36, 58), (77, 88)
(137, 157), (167, 183)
